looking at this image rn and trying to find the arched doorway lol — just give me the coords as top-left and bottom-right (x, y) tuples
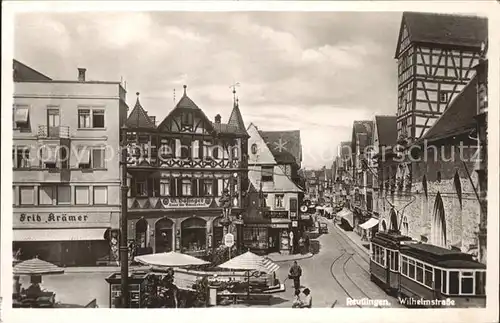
(389, 209), (398, 231)
(155, 218), (174, 253)
(431, 192), (447, 247)
(381, 219), (387, 232)
(213, 217), (224, 249)
(135, 218), (148, 249)
(181, 217), (207, 254)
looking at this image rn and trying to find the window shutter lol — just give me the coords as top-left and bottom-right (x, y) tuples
(192, 179), (198, 197)
(170, 179), (176, 197)
(176, 178), (183, 196)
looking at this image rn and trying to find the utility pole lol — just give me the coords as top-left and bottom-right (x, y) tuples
(119, 127), (129, 308)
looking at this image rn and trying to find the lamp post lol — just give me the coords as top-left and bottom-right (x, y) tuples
(119, 127), (129, 308)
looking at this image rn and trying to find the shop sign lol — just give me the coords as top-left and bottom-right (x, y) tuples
(290, 212), (297, 219)
(292, 221), (298, 227)
(270, 224), (289, 229)
(224, 233), (235, 247)
(264, 211), (289, 219)
(300, 214), (311, 220)
(14, 212), (111, 228)
(161, 197), (212, 208)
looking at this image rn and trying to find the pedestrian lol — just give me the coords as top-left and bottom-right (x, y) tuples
(289, 261), (302, 290)
(292, 289), (302, 308)
(304, 235), (310, 254)
(301, 288), (312, 308)
(298, 237), (305, 254)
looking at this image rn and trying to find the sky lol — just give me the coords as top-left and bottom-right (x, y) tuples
(14, 11), (403, 169)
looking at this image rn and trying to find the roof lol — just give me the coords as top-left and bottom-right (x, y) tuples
(125, 93), (156, 129)
(374, 115), (398, 147)
(259, 130), (302, 165)
(396, 12), (488, 57)
(420, 75), (477, 143)
(227, 100), (247, 135)
(401, 243), (476, 263)
(212, 122), (248, 136)
(13, 59), (52, 82)
(351, 121), (374, 151)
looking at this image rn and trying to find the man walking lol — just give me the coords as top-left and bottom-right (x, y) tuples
(289, 261), (302, 290)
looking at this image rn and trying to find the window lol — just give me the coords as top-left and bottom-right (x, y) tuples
(180, 138), (191, 159)
(14, 146), (30, 168)
(442, 270), (448, 294)
(203, 180), (213, 196)
(416, 262), (424, 283)
(75, 186), (90, 205)
(92, 109), (105, 128)
(78, 109), (91, 128)
(439, 91), (448, 103)
(78, 147), (91, 169)
(460, 272), (474, 294)
(402, 216), (409, 235)
(13, 105), (30, 129)
(135, 179), (147, 197)
(401, 256), (408, 276)
(251, 143), (258, 155)
(92, 148), (106, 168)
(275, 194), (284, 208)
(182, 179), (192, 196)
(475, 271), (486, 295)
(94, 186), (108, 204)
(408, 259), (416, 279)
(39, 186), (55, 205)
(435, 269), (442, 291)
(181, 112), (193, 126)
(57, 186), (71, 205)
(449, 271), (459, 295)
(261, 166), (274, 182)
(47, 108), (60, 137)
(424, 265), (433, 288)
(40, 145), (57, 169)
(20, 186), (34, 205)
(160, 179), (170, 196)
(13, 187), (16, 205)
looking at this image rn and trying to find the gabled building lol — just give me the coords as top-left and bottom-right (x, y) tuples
(125, 86), (249, 257)
(246, 124), (303, 255)
(12, 60), (127, 266)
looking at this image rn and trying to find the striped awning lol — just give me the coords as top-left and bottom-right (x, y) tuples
(218, 251), (280, 274)
(13, 257), (64, 276)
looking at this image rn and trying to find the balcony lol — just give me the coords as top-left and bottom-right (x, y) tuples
(38, 125), (70, 139)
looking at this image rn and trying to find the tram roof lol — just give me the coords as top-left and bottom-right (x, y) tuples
(371, 231), (413, 248)
(400, 243), (485, 269)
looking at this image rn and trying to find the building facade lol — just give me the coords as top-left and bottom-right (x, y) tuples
(246, 124), (303, 255)
(125, 87), (249, 258)
(12, 60), (127, 266)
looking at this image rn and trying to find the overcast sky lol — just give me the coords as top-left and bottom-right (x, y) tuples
(14, 11), (403, 169)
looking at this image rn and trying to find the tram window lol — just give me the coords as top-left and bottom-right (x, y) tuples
(449, 271), (459, 295)
(424, 265), (433, 288)
(416, 262), (424, 283)
(460, 272), (474, 294)
(381, 249), (385, 266)
(475, 272), (486, 295)
(395, 253), (399, 271)
(442, 270), (448, 294)
(408, 259), (416, 279)
(435, 269), (442, 291)
(401, 256), (408, 276)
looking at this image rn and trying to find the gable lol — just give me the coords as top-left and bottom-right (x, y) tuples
(395, 20), (412, 58)
(247, 124), (277, 165)
(157, 95), (214, 135)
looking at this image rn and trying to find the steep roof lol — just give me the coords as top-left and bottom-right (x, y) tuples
(259, 130), (302, 165)
(420, 75), (477, 143)
(212, 122), (248, 136)
(228, 100), (247, 134)
(351, 121), (374, 151)
(396, 12), (487, 57)
(13, 59), (52, 82)
(125, 93), (156, 129)
(374, 115), (398, 147)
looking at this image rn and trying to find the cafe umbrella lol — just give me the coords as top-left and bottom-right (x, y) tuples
(13, 257), (65, 276)
(218, 251), (280, 301)
(135, 251), (210, 267)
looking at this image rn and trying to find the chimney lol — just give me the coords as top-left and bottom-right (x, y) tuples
(215, 114), (221, 124)
(149, 116), (156, 125)
(78, 68), (86, 82)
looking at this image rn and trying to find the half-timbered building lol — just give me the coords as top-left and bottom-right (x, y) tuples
(125, 86), (249, 257)
(395, 12), (487, 142)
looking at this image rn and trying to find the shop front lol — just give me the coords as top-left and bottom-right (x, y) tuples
(242, 220), (291, 255)
(13, 211), (119, 267)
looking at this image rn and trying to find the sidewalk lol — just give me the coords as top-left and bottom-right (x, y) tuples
(332, 222), (371, 258)
(266, 252), (313, 263)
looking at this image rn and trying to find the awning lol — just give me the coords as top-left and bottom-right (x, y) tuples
(336, 208), (354, 228)
(218, 251), (280, 274)
(359, 218), (379, 230)
(14, 106), (29, 123)
(78, 147), (90, 164)
(14, 228), (108, 242)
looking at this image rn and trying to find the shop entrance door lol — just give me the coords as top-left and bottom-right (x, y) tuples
(268, 229), (280, 253)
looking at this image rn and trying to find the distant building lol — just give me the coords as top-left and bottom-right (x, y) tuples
(12, 60), (127, 266)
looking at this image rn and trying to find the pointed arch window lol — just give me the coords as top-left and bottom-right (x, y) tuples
(402, 216), (409, 236)
(431, 192), (447, 248)
(389, 208), (398, 231)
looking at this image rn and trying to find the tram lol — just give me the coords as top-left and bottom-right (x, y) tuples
(370, 231), (486, 308)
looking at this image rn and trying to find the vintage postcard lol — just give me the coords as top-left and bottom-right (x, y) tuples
(1, 1), (499, 323)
